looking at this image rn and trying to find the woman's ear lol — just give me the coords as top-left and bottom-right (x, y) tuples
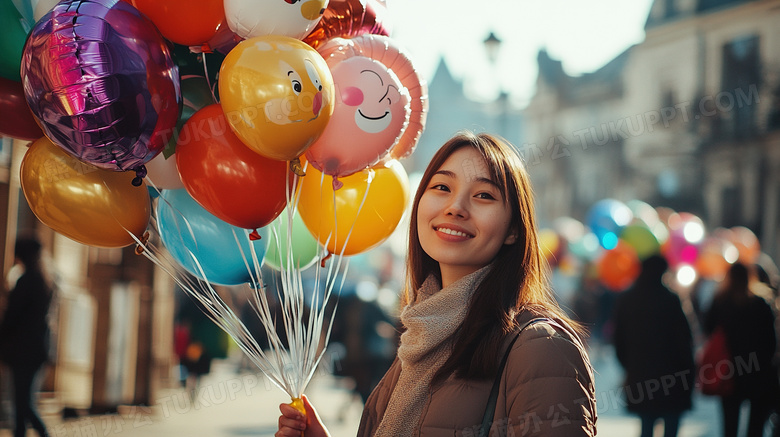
(504, 231), (518, 245)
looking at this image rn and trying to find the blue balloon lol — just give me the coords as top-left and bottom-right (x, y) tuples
(157, 189), (267, 285)
(585, 199), (633, 250)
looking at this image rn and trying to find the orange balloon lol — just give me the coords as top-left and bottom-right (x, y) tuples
(124, 0), (225, 46)
(297, 159), (409, 256)
(597, 241), (641, 292)
(728, 226), (761, 264)
(20, 137), (151, 248)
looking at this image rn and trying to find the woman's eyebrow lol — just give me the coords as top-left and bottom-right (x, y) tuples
(473, 176), (501, 189)
(433, 169), (455, 178)
(433, 170), (499, 189)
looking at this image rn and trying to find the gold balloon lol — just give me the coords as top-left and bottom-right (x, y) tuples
(298, 159), (409, 256)
(219, 35), (334, 161)
(21, 137), (151, 248)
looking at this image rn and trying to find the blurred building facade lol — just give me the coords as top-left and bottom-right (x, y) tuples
(523, 0), (780, 261)
(404, 59), (524, 175)
(0, 138), (177, 415)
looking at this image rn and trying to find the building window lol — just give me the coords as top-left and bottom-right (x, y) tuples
(721, 35), (761, 138)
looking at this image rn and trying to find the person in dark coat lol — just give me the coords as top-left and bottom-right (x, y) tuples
(705, 262), (780, 437)
(612, 255), (695, 437)
(0, 237), (54, 437)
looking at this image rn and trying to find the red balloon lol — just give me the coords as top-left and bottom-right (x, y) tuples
(176, 104), (290, 231)
(0, 77), (43, 140)
(123, 0), (225, 47)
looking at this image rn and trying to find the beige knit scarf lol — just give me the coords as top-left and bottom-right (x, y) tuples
(375, 266), (491, 437)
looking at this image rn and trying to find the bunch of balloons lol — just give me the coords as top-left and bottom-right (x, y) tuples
(5, 0), (427, 286)
(552, 199), (761, 292)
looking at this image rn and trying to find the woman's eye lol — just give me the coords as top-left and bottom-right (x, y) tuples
(476, 192), (495, 200)
(430, 184), (449, 191)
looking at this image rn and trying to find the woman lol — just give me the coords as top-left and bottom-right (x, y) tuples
(704, 262), (779, 437)
(0, 237), (54, 437)
(276, 132), (597, 436)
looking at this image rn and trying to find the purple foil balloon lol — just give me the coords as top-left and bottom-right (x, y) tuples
(21, 0), (181, 183)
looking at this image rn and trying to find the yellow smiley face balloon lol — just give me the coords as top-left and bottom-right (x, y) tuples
(219, 35), (335, 161)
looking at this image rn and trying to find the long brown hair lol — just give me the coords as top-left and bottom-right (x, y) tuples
(402, 131), (579, 382)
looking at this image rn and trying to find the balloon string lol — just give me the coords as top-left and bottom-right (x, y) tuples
(202, 51), (218, 104)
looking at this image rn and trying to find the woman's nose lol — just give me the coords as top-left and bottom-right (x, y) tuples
(444, 196), (468, 218)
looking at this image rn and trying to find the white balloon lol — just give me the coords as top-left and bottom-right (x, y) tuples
(224, 0), (328, 40)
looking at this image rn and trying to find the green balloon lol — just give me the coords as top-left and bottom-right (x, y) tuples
(0, 0), (30, 81)
(264, 210), (321, 272)
(620, 224), (660, 260)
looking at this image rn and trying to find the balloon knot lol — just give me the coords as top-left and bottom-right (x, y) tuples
(332, 177), (343, 191)
(249, 229), (262, 241)
(132, 165), (148, 187)
(134, 231), (150, 256)
(290, 158), (306, 177)
(200, 43), (213, 54)
(320, 252), (333, 268)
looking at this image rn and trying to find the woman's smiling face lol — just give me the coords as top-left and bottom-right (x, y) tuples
(416, 146), (516, 286)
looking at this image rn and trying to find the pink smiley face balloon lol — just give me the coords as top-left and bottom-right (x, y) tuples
(306, 43), (410, 187)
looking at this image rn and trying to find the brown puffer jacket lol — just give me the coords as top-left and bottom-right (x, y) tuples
(357, 312), (597, 436)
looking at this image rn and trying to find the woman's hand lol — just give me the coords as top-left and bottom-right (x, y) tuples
(275, 395), (330, 437)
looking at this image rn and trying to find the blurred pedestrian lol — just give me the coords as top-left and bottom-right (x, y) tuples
(612, 255), (695, 437)
(704, 262), (780, 437)
(0, 237), (54, 437)
(176, 289), (230, 397)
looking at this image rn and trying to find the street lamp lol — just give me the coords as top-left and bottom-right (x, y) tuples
(483, 31), (502, 65)
(483, 31), (509, 138)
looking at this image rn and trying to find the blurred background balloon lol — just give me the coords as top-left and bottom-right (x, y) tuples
(123, 0), (225, 46)
(695, 235), (738, 281)
(298, 159), (409, 256)
(597, 241), (641, 292)
(156, 189), (267, 285)
(306, 36), (411, 186)
(22, 0), (181, 181)
(539, 228), (565, 267)
(586, 198), (633, 250)
(20, 137), (151, 248)
(0, 77), (43, 140)
(626, 199), (660, 228)
(727, 225), (761, 264)
(662, 211), (704, 267)
(619, 223), (660, 260)
(224, 0), (328, 40)
(264, 209), (321, 272)
(176, 104), (290, 232)
(219, 35), (334, 161)
(303, 0), (390, 49)
(0, 0), (32, 81)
